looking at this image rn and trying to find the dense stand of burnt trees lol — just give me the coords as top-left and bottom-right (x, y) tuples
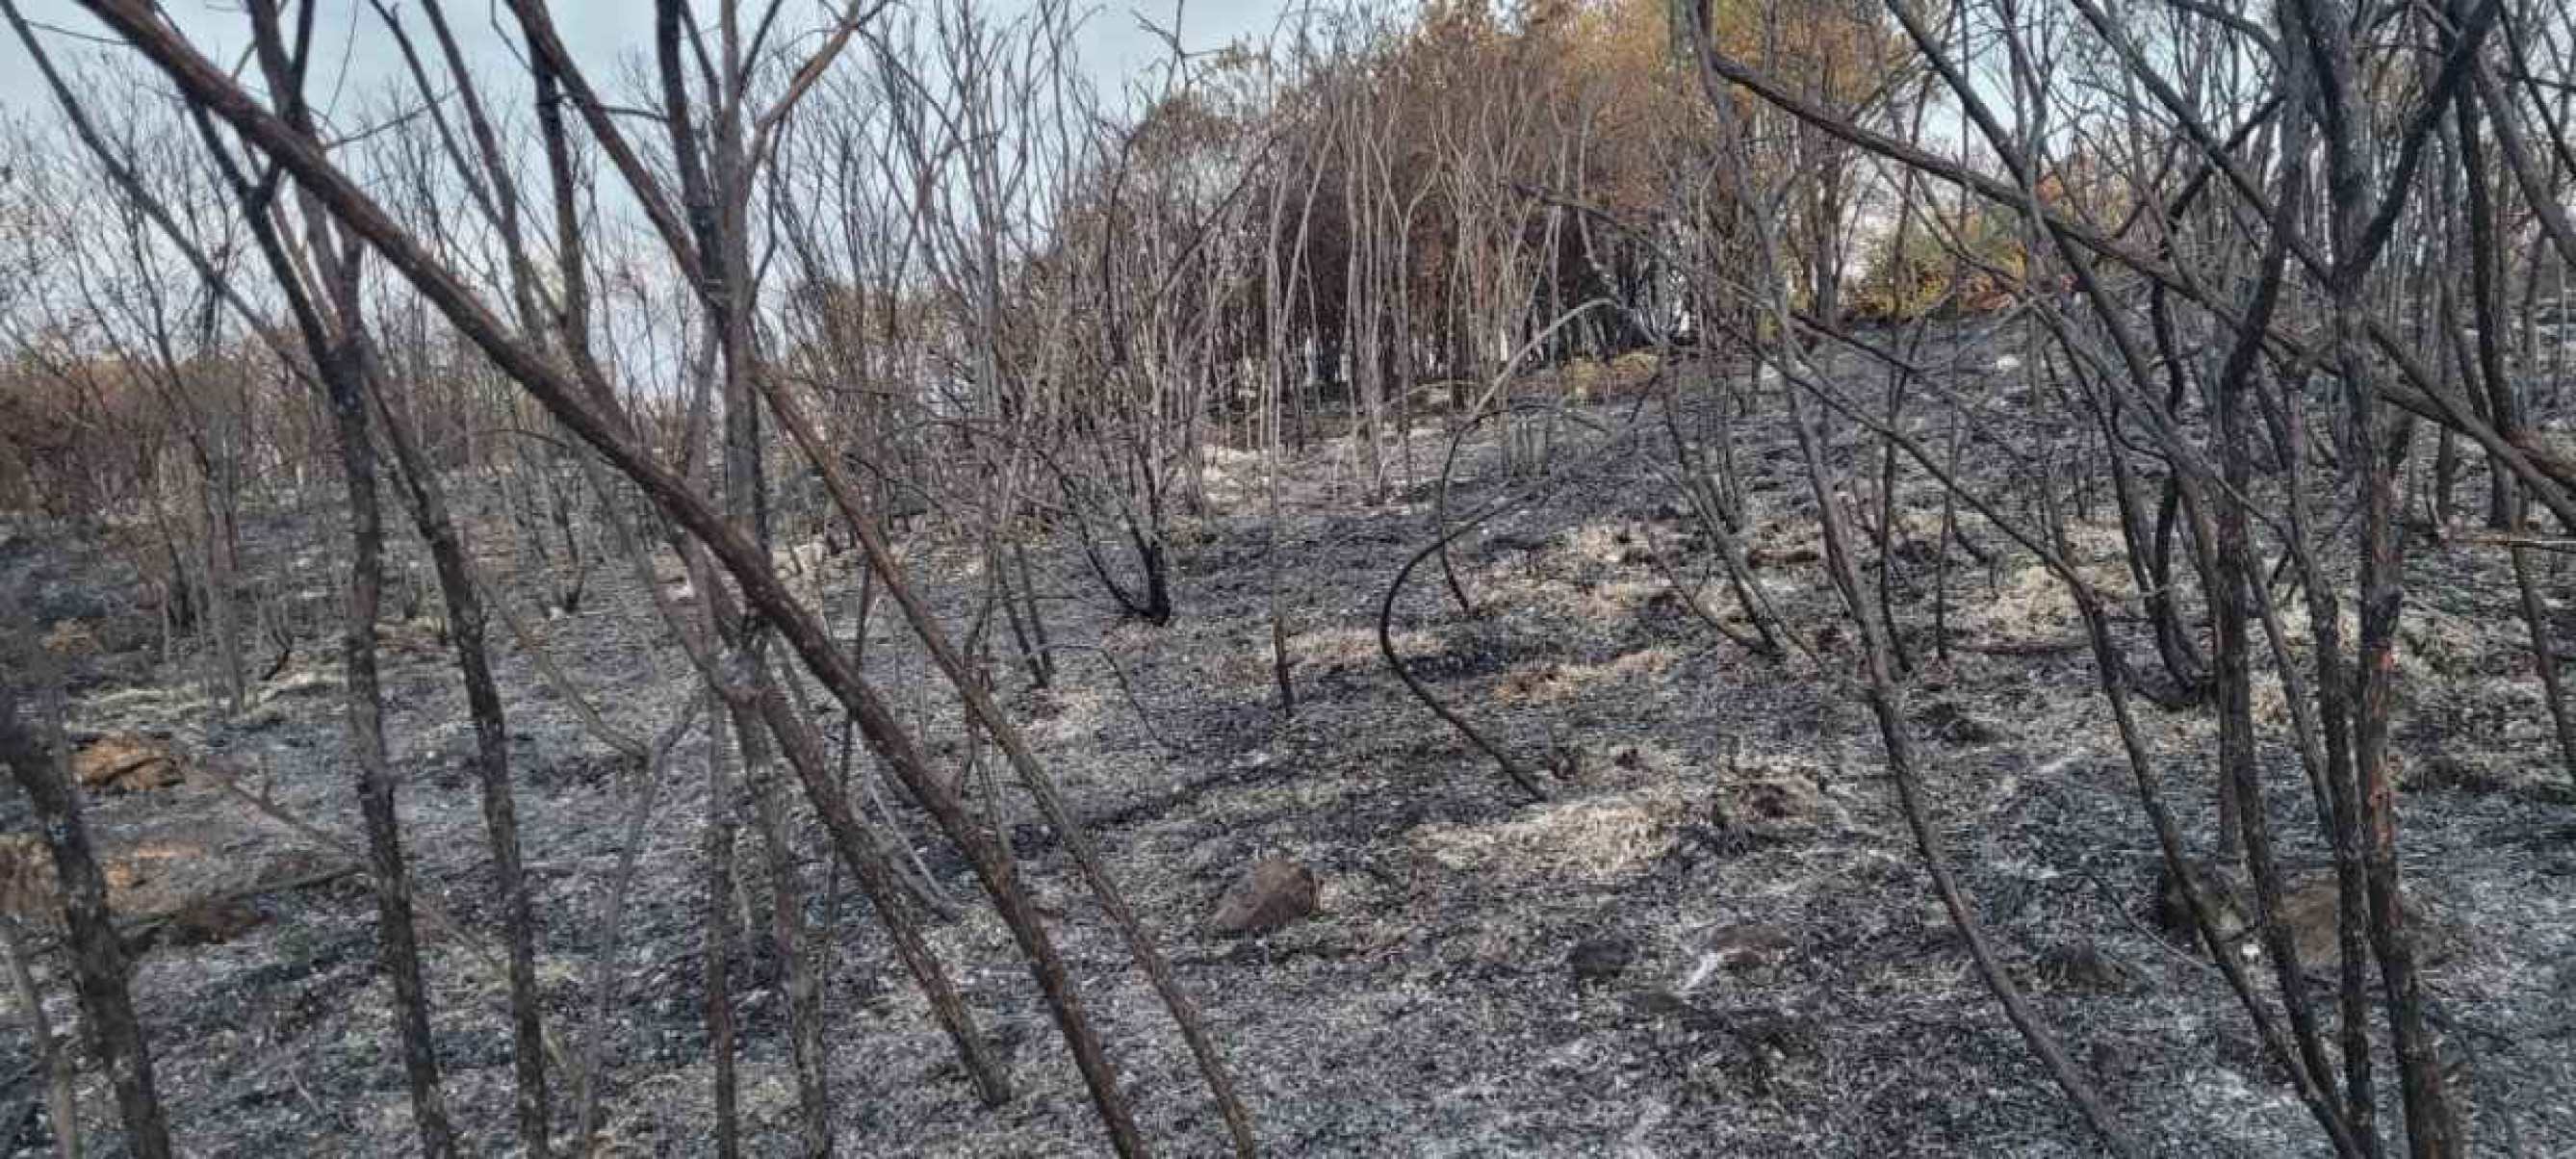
(0, 1), (2570, 1156)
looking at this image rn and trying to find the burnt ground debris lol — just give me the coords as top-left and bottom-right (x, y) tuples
(3, 336), (2573, 1157)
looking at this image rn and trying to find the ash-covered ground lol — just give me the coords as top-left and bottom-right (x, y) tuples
(6, 333), (2573, 1157)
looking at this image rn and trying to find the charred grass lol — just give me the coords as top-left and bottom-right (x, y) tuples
(5, 339), (2574, 1156)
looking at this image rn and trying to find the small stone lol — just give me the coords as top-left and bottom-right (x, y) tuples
(1210, 857), (1317, 937)
(1567, 937), (1636, 985)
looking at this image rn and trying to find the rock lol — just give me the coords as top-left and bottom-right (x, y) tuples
(1567, 936), (1636, 985)
(1210, 857), (1317, 937)
(71, 734), (189, 793)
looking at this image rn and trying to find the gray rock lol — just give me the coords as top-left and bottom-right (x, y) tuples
(1210, 856), (1317, 937)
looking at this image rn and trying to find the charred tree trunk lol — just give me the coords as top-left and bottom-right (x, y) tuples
(368, 368), (553, 1159)
(0, 662), (171, 1159)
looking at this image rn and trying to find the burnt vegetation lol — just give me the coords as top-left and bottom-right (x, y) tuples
(1, 0), (2574, 1155)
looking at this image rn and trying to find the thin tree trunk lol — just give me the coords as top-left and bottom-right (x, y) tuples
(370, 365), (553, 1159)
(1785, 375), (2139, 1158)
(2293, 2), (2463, 1148)
(572, 697), (705, 1146)
(703, 705), (743, 1159)
(2, 912), (82, 1159)
(744, 729), (830, 1159)
(0, 654), (171, 1159)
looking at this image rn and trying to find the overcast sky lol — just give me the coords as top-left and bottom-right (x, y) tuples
(0, 1), (1291, 126)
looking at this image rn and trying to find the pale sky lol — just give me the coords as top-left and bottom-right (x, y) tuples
(0, 1), (1292, 126)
